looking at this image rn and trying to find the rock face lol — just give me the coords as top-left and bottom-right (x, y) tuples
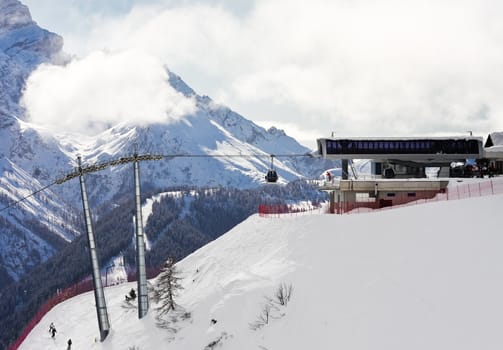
(0, 0), (32, 31)
(0, 0), (70, 283)
(0, 0), (63, 116)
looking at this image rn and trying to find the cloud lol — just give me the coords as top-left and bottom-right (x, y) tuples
(21, 50), (196, 135)
(25, 0), (503, 146)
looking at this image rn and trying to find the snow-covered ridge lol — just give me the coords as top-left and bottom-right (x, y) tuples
(0, 158), (77, 240)
(0, 0), (63, 120)
(0, 156), (79, 280)
(19, 193), (503, 350)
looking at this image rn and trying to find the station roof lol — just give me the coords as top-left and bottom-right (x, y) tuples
(318, 136), (483, 141)
(485, 132), (503, 147)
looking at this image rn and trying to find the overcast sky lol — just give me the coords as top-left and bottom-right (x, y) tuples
(21, 0), (503, 148)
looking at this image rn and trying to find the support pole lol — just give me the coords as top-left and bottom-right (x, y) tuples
(134, 154), (149, 318)
(77, 157), (110, 341)
(329, 191), (335, 214)
(341, 159), (349, 213)
(341, 159), (349, 180)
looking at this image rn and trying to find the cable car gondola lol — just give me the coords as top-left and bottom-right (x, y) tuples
(265, 155), (279, 183)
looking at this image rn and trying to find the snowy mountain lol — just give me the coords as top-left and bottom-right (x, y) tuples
(18, 192), (503, 350)
(0, 0), (336, 284)
(0, 0), (74, 283)
(0, 0), (64, 116)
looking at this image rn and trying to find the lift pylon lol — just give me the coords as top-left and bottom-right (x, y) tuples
(133, 153), (149, 318)
(77, 156), (110, 341)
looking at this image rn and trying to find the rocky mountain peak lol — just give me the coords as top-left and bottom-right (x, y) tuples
(0, 0), (33, 33)
(0, 0), (63, 63)
(267, 126), (286, 137)
(0, 0), (64, 118)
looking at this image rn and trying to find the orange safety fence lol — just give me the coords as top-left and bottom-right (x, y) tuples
(341, 177), (503, 215)
(8, 267), (161, 350)
(258, 177), (503, 217)
(7, 278), (94, 350)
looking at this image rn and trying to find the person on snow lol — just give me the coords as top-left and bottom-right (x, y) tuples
(125, 288), (136, 301)
(50, 324), (57, 338)
(67, 338), (72, 349)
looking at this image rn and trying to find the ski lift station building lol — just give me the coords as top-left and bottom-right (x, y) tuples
(316, 135), (503, 213)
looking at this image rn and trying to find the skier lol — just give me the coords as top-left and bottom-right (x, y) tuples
(67, 338), (72, 349)
(50, 324), (57, 338)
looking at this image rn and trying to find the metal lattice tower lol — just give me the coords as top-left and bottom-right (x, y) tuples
(77, 157), (110, 341)
(133, 153), (149, 318)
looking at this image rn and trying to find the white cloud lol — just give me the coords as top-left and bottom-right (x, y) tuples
(21, 50), (196, 135)
(23, 0), (503, 146)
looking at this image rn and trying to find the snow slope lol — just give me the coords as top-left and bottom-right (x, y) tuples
(20, 193), (503, 350)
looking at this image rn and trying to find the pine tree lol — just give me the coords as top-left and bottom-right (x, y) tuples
(152, 257), (183, 316)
